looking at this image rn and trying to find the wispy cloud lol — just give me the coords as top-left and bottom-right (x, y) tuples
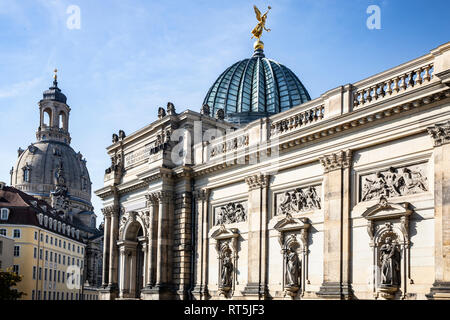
(0, 77), (43, 99)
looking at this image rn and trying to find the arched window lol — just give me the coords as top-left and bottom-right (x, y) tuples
(58, 111), (67, 130)
(23, 164), (32, 183)
(43, 108), (52, 127)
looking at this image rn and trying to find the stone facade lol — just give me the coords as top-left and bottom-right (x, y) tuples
(96, 42), (450, 300)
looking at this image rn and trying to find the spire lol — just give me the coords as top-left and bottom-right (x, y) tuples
(52, 68), (58, 88)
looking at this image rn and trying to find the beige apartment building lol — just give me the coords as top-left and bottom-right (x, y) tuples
(0, 182), (86, 300)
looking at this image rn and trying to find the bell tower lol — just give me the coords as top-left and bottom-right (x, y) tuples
(36, 69), (72, 144)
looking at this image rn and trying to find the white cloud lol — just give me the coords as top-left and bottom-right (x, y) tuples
(0, 77), (43, 99)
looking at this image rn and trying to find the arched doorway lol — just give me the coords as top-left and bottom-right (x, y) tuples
(119, 218), (146, 299)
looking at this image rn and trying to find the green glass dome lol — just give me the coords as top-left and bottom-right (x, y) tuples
(203, 48), (311, 125)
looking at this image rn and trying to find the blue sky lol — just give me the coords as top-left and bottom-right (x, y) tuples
(0, 0), (449, 218)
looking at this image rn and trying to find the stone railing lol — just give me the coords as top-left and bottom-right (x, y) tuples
(353, 62), (434, 108)
(209, 132), (249, 158)
(270, 104), (325, 137)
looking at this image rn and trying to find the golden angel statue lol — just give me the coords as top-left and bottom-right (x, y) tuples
(251, 5), (271, 40)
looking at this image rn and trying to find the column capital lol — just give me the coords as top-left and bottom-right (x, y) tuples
(101, 204), (119, 217)
(245, 173), (271, 191)
(427, 121), (450, 147)
(319, 149), (352, 173)
(145, 193), (159, 206)
(193, 188), (210, 201)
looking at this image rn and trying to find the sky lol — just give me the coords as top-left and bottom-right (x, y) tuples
(0, 0), (449, 222)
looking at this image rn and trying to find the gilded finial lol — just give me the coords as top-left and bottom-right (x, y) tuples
(251, 5), (271, 51)
(53, 68), (58, 80)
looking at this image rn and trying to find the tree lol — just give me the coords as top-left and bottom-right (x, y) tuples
(0, 267), (26, 300)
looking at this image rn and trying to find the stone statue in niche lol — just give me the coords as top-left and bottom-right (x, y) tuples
(220, 244), (233, 290)
(379, 237), (401, 287)
(361, 165), (428, 201)
(278, 186), (321, 215)
(285, 246), (301, 287)
(215, 202), (246, 225)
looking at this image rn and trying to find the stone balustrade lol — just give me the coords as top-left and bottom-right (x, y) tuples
(353, 62), (434, 108)
(270, 104), (325, 137)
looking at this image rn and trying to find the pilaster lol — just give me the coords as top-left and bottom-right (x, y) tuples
(317, 150), (354, 299)
(427, 122), (450, 299)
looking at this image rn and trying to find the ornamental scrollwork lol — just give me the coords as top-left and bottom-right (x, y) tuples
(215, 202), (246, 226)
(277, 186), (321, 216)
(360, 164), (428, 202)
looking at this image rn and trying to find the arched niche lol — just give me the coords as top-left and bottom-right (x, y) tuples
(362, 197), (412, 299)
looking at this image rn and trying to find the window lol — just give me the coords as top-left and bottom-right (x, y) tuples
(13, 229), (21, 238)
(13, 245), (20, 257)
(62, 271), (65, 282)
(77, 246), (80, 253)
(63, 255), (66, 265)
(50, 236), (53, 245)
(50, 251), (53, 262)
(44, 291), (47, 300)
(59, 239), (61, 247)
(39, 249), (43, 260)
(58, 254), (61, 264)
(0, 229), (6, 236)
(44, 216), (48, 227)
(13, 265), (19, 274)
(38, 290), (41, 300)
(32, 290), (35, 300)
(34, 247), (37, 258)
(49, 269), (52, 281)
(72, 257), (75, 265)
(0, 208), (9, 220)
(63, 241), (66, 249)
(44, 268), (47, 281)
(39, 267), (42, 280)
(77, 259), (79, 267)
(23, 166), (31, 182)
(81, 248), (84, 255)
(57, 292), (59, 300)
(34, 231), (38, 240)
(0, 240), (2, 255)
(46, 235), (48, 243)
(54, 270), (56, 283)
(58, 270), (60, 282)
(33, 266), (36, 279)
(45, 250), (48, 261)
(40, 233), (43, 241)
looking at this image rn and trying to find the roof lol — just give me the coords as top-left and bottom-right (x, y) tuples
(203, 47), (311, 125)
(0, 186), (84, 243)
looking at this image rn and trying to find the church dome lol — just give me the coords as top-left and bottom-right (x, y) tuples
(11, 141), (92, 206)
(203, 46), (311, 125)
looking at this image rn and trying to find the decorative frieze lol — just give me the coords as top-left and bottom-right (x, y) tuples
(245, 173), (270, 190)
(360, 164), (428, 202)
(193, 188), (210, 201)
(210, 134), (249, 158)
(214, 202), (247, 226)
(277, 186), (321, 216)
(319, 150), (352, 173)
(427, 121), (450, 147)
(101, 204), (119, 217)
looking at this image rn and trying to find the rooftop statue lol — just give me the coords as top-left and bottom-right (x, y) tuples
(251, 5), (271, 40)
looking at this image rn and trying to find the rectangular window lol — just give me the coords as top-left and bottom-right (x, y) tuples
(76, 293), (78, 300)
(46, 235), (48, 243)
(44, 291), (47, 300)
(53, 291), (55, 300)
(40, 234), (43, 242)
(50, 251), (53, 262)
(45, 250), (48, 261)
(13, 265), (19, 274)
(34, 232), (38, 240)
(13, 245), (20, 257)
(77, 259), (79, 267)
(0, 208), (9, 220)
(58, 270), (60, 282)
(39, 249), (43, 260)
(39, 267), (42, 280)
(58, 254), (61, 264)
(57, 292), (59, 300)
(13, 229), (21, 238)
(59, 239), (61, 247)
(34, 247), (37, 258)
(77, 246), (80, 253)
(71, 292), (73, 300)
(63, 255), (65, 265)
(0, 240), (2, 255)
(66, 292), (69, 300)
(72, 257), (75, 265)
(62, 271), (65, 282)
(49, 269), (52, 281)
(50, 237), (53, 245)
(44, 268), (48, 281)
(54, 270), (56, 282)
(32, 290), (35, 300)
(33, 266), (36, 279)
(0, 229), (6, 236)
(38, 291), (41, 300)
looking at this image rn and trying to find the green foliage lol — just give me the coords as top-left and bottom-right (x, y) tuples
(0, 267), (26, 300)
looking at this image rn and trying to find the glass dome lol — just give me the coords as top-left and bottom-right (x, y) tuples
(203, 48), (311, 125)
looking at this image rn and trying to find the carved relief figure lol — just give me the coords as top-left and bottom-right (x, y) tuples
(361, 165), (428, 201)
(379, 237), (401, 287)
(220, 245), (233, 289)
(215, 202), (246, 225)
(278, 186), (321, 215)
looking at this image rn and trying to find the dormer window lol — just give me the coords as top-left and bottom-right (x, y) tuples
(76, 230), (80, 239)
(71, 228), (75, 237)
(38, 213), (43, 225)
(53, 220), (57, 231)
(31, 201), (38, 207)
(58, 222), (61, 232)
(49, 217), (53, 226)
(62, 224), (66, 234)
(23, 164), (32, 183)
(44, 216), (48, 227)
(41, 205), (47, 212)
(0, 208), (9, 220)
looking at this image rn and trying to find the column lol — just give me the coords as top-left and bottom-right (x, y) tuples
(141, 242), (148, 287)
(119, 246), (126, 298)
(191, 189), (210, 300)
(317, 150), (353, 299)
(427, 122), (450, 299)
(108, 205), (119, 290)
(129, 248), (137, 297)
(243, 173), (270, 299)
(101, 208), (111, 287)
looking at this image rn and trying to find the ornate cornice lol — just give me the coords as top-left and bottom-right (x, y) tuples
(319, 149), (352, 173)
(427, 121), (450, 147)
(245, 173), (271, 190)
